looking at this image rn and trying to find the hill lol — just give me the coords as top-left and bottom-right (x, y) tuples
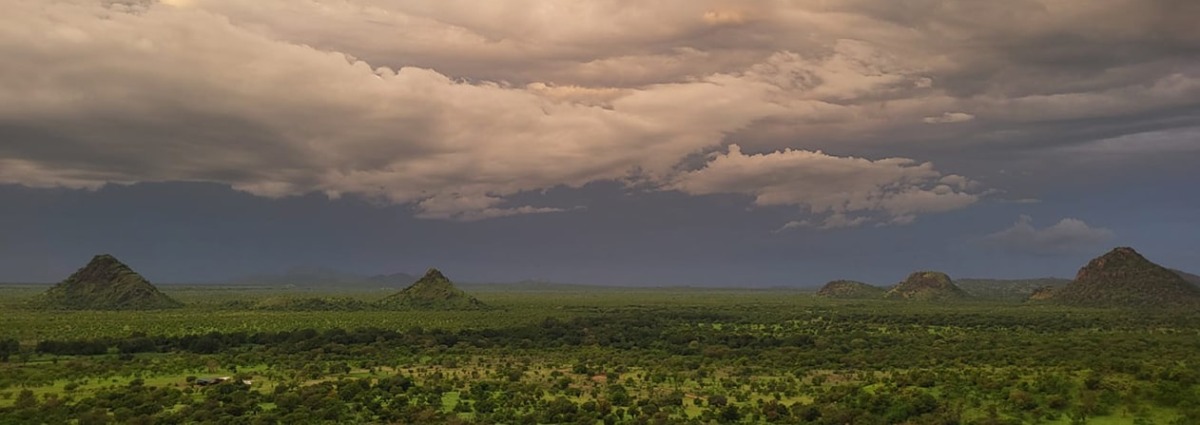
(32, 254), (182, 310)
(885, 271), (968, 301)
(377, 268), (488, 310)
(816, 280), (885, 299)
(1050, 247), (1200, 308)
(955, 278), (1071, 301)
(1172, 269), (1200, 288)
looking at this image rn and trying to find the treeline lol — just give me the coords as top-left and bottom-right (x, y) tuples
(29, 312), (768, 356)
(21, 310), (1200, 374)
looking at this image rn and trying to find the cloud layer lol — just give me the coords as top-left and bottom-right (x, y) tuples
(984, 215), (1114, 255)
(673, 145), (978, 228)
(2, 0), (1198, 225)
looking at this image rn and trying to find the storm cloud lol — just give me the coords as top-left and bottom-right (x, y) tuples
(2, 0), (1199, 227)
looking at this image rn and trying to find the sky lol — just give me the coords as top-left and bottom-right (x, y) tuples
(1, 0), (1199, 286)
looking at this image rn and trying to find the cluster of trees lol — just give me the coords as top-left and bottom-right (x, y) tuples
(0, 339), (18, 362)
(6, 369), (1195, 424)
(17, 310), (1200, 375)
(0, 374), (964, 424)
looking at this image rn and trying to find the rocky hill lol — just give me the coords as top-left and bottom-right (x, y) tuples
(377, 268), (488, 310)
(32, 254), (182, 310)
(816, 280), (885, 299)
(885, 271), (968, 301)
(1050, 247), (1200, 308)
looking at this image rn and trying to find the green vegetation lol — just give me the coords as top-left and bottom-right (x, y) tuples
(3, 249), (1200, 423)
(228, 296), (372, 311)
(884, 271), (968, 301)
(2, 283), (1199, 424)
(1051, 247), (1200, 307)
(376, 269), (488, 310)
(1027, 286), (1058, 302)
(955, 278), (1070, 301)
(28, 254), (182, 311)
(814, 280), (885, 299)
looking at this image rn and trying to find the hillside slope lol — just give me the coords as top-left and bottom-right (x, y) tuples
(1050, 247), (1200, 308)
(377, 269), (488, 310)
(33, 254), (182, 310)
(885, 271), (968, 301)
(816, 280), (885, 299)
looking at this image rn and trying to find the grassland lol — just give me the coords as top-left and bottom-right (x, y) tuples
(1, 283), (1198, 424)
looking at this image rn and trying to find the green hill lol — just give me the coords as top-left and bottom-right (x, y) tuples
(377, 268), (488, 310)
(31, 254), (182, 310)
(816, 280), (885, 299)
(1050, 247), (1200, 308)
(885, 271), (968, 301)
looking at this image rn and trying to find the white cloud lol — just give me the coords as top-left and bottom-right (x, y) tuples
(412, 193), (565, 221)
(672, 145), (979, 228)
(984, 215), (1114, 255)
(923, 112), (975, 124)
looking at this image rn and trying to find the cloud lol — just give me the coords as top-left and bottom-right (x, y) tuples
(0, 0), (1198, 221)
(923, 112), (975, 124)
(672, 145), (979, 228)
(983, 215), (1114, 255)
(775, 213), (870, 232)
(0, 0), (792, 219)
(413, 194), (565, 221)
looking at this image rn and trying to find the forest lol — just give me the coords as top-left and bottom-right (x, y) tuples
(1, 285), (1198, 424)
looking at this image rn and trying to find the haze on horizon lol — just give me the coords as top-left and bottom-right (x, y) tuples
(1, 0), (1198, 286)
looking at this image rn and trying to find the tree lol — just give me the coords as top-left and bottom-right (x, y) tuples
(719, 405), (741, 423)
(0, 339), (18, 362)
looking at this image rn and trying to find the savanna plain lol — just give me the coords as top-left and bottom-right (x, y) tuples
(2, 281), (1199, 425)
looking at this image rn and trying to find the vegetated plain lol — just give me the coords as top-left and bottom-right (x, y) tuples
(2, 283), (1199, 424)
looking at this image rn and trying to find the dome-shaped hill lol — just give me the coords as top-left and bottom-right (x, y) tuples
(1050, 247), (1200, 308)
(816, 280), (885, 299)
(32, 254), (182, 310)
(885, 271), (968, 301)
(376, 268), (488, 310)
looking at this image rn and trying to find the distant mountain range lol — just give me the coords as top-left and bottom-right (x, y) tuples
(223, 267), (617, 291)
(954, 277), (1071, 301)
(226, 266), (416, 289)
